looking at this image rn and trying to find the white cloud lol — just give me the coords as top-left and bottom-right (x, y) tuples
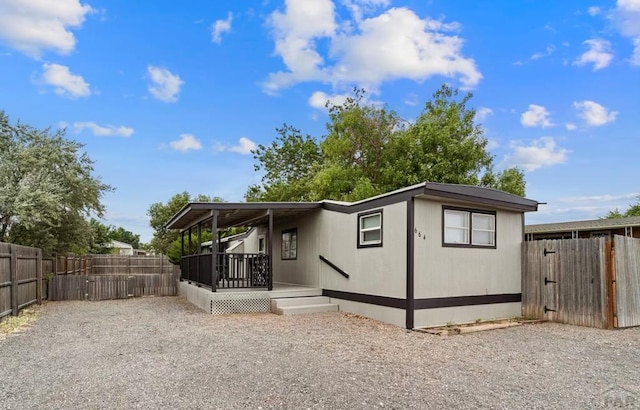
(147, 65), (184, 103)
(557, 192), (640, 203)
(520, 104), (553, 128)
(574, 39), (613, 70)
(531, 45), (555, 60)
(475, 106), (493, 121)
(228, 137), (257, 154)
(613, 0), (640, 65)
(308, 90), (350, 109)
(342, 0), (390, 21)
(504, 137), (568, 171)
(212, 12), (232, 44)
(263, 2), (481, 94)
(403, 93), (418, 106)
(40, 63), (91, 98)
(215, 137), (258, 155)
(170, 134), (202, 152)
(573, 100), (618, 126)
(73, 121), (134, 137)
(587, 6), (601, 16)
(565, 122), (577, 131)
(0, 0), (93, 58)
(486, 139), (500, 150)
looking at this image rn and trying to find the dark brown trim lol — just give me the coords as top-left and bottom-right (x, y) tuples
(422, 186), (538, 212)
(322, 289), (406, 309)
(322, 187), (424, 214)
(442, 206), (497, 249)
(319, 255), (349, 279)
(322, 289), (521, 311)
(356, 209), (383, 248)
(268, 209), (273, 291)
(280, 227), (297, 260)
(406, 197), (415, 329)
(414, 293), (521, 309)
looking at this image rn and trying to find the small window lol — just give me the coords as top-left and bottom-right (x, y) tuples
(281, 228), (297, 260)
(358, 210), (383, 248)
(443, 207), (496, 248)
(258, 236), (266, 254)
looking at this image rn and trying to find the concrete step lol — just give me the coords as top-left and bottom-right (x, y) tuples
(270, 296), (331, 310)
(275, 303), (339, 316)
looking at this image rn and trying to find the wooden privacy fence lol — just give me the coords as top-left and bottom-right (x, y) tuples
(91, 255), (173, 275)
(522, 235), (640, 329)
(46, 255), (179, 301)
(0, 242), (42, 319)
(48, 273), (179, 301)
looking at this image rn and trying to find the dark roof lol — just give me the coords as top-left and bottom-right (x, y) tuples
(525, 216), (640, 234)
(166, 182), (539, 231)
(166, 202), (321, 230)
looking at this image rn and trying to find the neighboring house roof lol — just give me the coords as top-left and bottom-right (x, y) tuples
(201, 227), (256, 247)
(109, 240), (133, 249)
(525, 216), (640, 234)
(166, 182), (539, 231)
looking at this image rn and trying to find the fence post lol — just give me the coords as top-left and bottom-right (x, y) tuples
(36, 248), (42, 304)
(9, 245), (18, 316)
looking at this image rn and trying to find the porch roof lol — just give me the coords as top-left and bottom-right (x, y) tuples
(166, 202), (321, 231)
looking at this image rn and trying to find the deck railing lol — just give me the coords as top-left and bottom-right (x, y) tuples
(180, 253), (269, 290)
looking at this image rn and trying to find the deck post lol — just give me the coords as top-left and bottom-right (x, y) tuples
(211, 210), (218, 292)
(268, 208), (273, 291)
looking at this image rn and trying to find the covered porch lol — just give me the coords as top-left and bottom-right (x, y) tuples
(166, 202), (321, 291)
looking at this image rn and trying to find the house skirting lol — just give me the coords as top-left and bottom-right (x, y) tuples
(179, 282), (271, 314)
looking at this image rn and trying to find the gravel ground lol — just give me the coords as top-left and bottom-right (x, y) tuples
(1, 297), (639, 410)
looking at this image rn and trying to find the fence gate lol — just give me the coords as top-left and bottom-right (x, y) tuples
(522, 238), (608, 328)
(542, 244), (558, 322)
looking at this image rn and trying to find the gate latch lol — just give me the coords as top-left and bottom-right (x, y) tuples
(544, 305), (557, 313)
(544, 277), (557, 285)
(544, 248), (556, 256)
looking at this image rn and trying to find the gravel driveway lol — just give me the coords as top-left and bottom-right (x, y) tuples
(1, 297), (639, 409)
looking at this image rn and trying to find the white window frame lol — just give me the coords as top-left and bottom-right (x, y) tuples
(358, 210), (383, 248)
(443, 207), (496, 248)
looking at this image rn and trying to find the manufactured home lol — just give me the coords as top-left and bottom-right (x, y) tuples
(167, 182), (539, 329)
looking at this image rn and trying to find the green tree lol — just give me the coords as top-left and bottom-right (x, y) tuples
(606, 196), (640, 218)
(109, 226), (141, 249)
(147, 192), (223, 255)
(246, 124), (322, 201)
(247, 85), (526, 202)
(312, 88), (403, 201)
(0, 111), (112, 255)
(87, 218), (114, 254)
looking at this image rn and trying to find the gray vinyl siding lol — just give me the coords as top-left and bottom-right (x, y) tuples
(318, 201), (407, 299)
(413, 198), (523, 326)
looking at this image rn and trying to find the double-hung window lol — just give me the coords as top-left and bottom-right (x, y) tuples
(443, 207), (496, 248)
(358, 210), (383, 248)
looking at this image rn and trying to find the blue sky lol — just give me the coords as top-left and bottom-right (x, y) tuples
(0, 0), (639, 243)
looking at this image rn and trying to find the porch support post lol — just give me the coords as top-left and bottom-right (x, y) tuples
(180, 231), (184, 257)
(268, 208), (273, 291)
(197, 222), (202, 254)
(188, 227), (192, 254)
(406, 197), (415, 330)
(196, 223), (201, 282)
(211, 210), (219, 292)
